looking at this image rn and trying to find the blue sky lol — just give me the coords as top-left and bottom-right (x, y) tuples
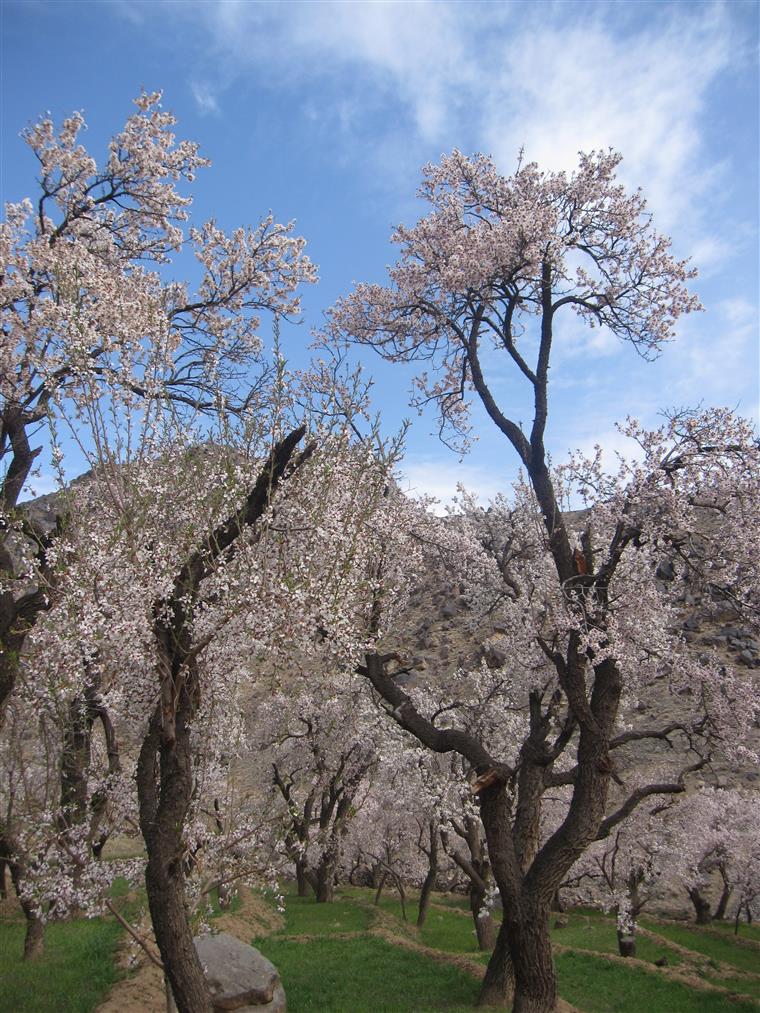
(2, 0), (758, 506)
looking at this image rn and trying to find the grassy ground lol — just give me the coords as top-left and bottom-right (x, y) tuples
(555, 950), (758, 1013)
(639, 916), (760, 974)
(0, 916), (122, 1013)
(2, 883), (760, 1012)
(257, 935), (481, 1012)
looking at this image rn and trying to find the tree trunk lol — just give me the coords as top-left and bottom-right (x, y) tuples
(315, 859), (336, 903)
(478, 921), (514, 1008)
(617, 927), (636, 957)
(471, 883), (497, 951)
(396, 876), (407, 922)
(374, 872), (387, 905)
(417, 863), (437, 928)
(417, 820), (439, 929)
(6, 846), (45, 960)
(688, 887), (712, 925)
(22, 909), (45, 960)
(714, 870), (732, 921)
(295, 859), (310, 898)
(508, 905), (556, 1013)
(138, 702), (211, 1013)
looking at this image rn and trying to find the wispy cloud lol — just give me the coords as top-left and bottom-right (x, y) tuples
(146, 2), (744, 243)
(190, 80), (220, 116)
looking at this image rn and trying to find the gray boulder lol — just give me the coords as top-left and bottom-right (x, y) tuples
(169, 932), (286, 1012)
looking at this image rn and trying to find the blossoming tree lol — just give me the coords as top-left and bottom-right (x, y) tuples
(327, 150), (760, 1012)
(0, 91), (316, 723)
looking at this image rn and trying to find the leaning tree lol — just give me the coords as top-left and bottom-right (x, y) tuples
(326, 150), (760, 1011)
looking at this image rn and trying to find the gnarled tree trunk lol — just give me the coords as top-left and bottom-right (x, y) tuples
(138, 692), (211, 1013)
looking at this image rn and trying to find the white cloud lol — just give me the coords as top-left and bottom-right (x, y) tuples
(480, 6), (734, 240)
(400, 457), (510, 513)
(190, 80), (220, 116)
(167, 2), (739, 237)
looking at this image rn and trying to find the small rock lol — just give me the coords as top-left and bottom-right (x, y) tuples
(654, 956), (668, 967)
(656, 559), (675, 581)
(484, 645), (509, 669)
(553, 915), (569, 929)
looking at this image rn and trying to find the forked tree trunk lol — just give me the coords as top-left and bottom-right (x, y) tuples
(478, 921), (514, 1008)
(138, 696), (211, 1013)
(479, 903), (556, 1011)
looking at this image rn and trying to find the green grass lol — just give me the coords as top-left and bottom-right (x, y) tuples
(4, 883), (760, 1013)
(703, 920), (760, 944)
(0, 916), (122, 1013)
(276, 892), (372, 935)
(706, 975), (760, 1001)
(640, 917), (760, 974)
(551, 913), (682, 965)
(556, 949), (759, 1013)
(419, 906), (487, 954)
(256, 935), (480, 1012)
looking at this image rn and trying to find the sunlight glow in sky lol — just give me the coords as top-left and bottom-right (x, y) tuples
(2, 0), (758, 507)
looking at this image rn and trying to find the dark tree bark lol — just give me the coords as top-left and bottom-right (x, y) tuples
(138, 692), (210, 1013)
(59, 674), (121, 853)
(295, 858), (310, 898)
(416, 820), (439, 928)
(374, 872), (388, 906)
(313, 854), (338, 903)
(714, 865), (732, 921)
(688, 887), (713, 925)
(441, 815), (497, 952)
(479, 921), (514, 1008)
(2, 833), (45, 960)
(617, 928), (636, 958)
